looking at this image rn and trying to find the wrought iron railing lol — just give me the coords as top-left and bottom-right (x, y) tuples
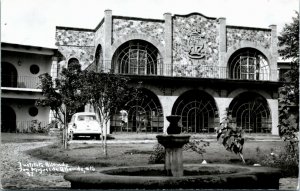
(85, 60), (279, 81)
(1, 75), (41, 89)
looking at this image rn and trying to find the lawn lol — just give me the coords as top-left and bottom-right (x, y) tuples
(27, 138), (286, 169)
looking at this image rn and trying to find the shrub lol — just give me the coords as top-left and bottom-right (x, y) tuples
(183, 139), (210, 158)
(256, 143), (299, 177)
(29, 120), (49, 134)
(148, 139), (210, 164)
(148, 143), (165, 164)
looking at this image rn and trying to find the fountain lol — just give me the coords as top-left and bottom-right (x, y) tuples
(64, 115), (281, 189)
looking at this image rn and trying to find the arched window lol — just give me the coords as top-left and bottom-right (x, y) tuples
(112, 40), (162, 75)
(1, 62), (18, 87)
(229, 48), (269, 80)
(229, 92), (271, 133)
(172, 90), (219, 133)
(110, 89), (164, 133)
(68, 58), (80, 68)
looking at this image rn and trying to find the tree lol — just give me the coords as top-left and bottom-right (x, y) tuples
(216, 108), (245, 163)
(278, 11), (299, 152)
(37, 62), (86, 149)
(81, 71), (138, 156)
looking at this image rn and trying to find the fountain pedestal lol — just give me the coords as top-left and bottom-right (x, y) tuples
(156, 115), (190, 177)
(157, 134), (190, 177)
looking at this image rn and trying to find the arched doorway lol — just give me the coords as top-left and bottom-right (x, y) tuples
(229, 92), (271, 133)
(1, 105), (16, 132)
(110, 88), (164, 133)
(172, 90), (219, 133)
(112, 40), (163, 75)
(1, 62), (18, 87)
(228, 48), (270, 81)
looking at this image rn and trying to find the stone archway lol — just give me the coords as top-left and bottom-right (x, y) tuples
(1, 105), (16, 132)
(110, 88), (164, 133)
(227, 48), (270, 81)
(172, 89), (219, 133)
(111, 39), (163, 75)
(229, 92), (271, 133)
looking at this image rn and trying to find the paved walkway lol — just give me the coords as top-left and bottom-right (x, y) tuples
(1, 141), (71, 189)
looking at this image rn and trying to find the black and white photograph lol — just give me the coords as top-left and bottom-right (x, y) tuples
(1, 0), (299, 190)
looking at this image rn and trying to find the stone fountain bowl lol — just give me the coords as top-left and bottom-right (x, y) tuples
(64, 164), (281, 189)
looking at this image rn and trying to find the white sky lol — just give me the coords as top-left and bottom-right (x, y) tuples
(1, 0), (299, 48)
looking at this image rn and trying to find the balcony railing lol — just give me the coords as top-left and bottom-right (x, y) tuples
(1, 75), (41, 89)
(86, 61), (280, 82)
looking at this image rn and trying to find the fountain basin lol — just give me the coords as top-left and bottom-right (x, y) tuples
(64, 164), (281, 189)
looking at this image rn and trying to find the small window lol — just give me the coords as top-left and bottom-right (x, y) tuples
(30, 65), (40, 74)
(77, 115), (96, 121)
(29, 107), (38, 117)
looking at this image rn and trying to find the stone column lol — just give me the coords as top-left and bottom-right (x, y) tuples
(165, 147), (183, 176)
(104, 10), (112, 72)
(157, 135), (190, 177)
(267, 99), (279, 135)
(215, 97), (232, 123)
(269, 25), (278, 81)
(164, 13), (172, 76)
(218, 17), (226, 74)
(158, 95), (178, 133)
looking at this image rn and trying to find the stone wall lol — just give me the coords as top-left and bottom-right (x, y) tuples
(55, 28), (95, 68)
(95, 21), (104, 45)
(226, 27), (271, 49)
(58, 46), (95, 69)
(56, 29), (94, 46)
(112, 18), (165, 45)
(172, 14), (219, 78)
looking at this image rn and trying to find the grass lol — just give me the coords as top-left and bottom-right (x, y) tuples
(26, 139), (286, 168)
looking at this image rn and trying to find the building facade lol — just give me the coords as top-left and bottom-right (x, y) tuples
(55, 10), (281, 135)
(1, 42), (58, 132)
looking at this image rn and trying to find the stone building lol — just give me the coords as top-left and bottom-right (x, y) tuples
(1, 42), (58, 132)
(55, 10), (281, 135)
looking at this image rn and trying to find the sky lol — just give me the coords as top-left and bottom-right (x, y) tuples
(1, 0), (299, 48)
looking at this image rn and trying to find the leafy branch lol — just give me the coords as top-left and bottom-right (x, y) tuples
(216, 108), (245, 163)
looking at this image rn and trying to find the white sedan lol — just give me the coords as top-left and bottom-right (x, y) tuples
(68, 112), (101, 140)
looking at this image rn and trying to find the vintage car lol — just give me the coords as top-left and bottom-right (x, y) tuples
(67, 112), (101, 140)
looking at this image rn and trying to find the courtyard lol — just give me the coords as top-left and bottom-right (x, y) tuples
(0, 132), (298, 190)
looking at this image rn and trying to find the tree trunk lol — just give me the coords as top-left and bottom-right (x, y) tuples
(64, 128), (67, 149)
(104, 122), (108, 157)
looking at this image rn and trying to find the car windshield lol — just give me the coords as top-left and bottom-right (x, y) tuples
(77, 115), (96, 121)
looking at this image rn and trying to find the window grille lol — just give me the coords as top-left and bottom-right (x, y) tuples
(229, 49), (269, 80)
(112, 40), (162, 75)
(110, 89), (164, 133)
(172, 90), (218, 133)
(229, 92), (271, 133)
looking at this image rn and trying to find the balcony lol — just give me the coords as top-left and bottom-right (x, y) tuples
(1, 75), (41, 89)
(86, 60), (279, 82)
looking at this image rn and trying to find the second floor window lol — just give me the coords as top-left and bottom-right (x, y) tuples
(229, 48), (270, 81)
(113, 40), (162, 75)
